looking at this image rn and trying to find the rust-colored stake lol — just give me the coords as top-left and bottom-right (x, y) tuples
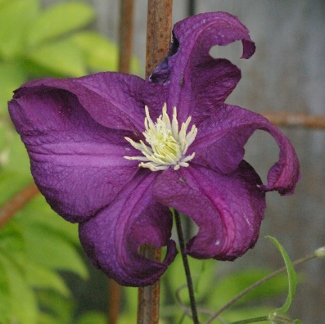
(262, 112), (325, 129)
(145, 0), (173, 78)
(108, 279), (122, 324)
(137, 1), (173, 324)
(107, 1), (135, 323)
(118, 0), (135, 73)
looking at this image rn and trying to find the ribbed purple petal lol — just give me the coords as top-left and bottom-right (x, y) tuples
(11, 72), (150, 132)
(149, 12), (255, 124)
(9, 86), (140, 222)
(153, 162), (265, 261)
(191, 105), (300, 195)
(79, 171), (177, 287)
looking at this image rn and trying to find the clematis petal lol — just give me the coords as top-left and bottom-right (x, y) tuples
(149, 12), (255, 123)
(153, 162), (266, 261)
(9, 87), (140, 222)
(191, 105), (300, 195)
(10, 72), (153, 132)
(79, 171), (177, 287)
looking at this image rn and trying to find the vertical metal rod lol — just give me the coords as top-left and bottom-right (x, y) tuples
(144, 0), (173, 78)
(118, 0), (135, 73)
(108, 280), (122, 324)
(137, 245), (162, 324)
(108, 279), (122, 324)
(107, 1), (135, 323)
(137, 1), (173, 323)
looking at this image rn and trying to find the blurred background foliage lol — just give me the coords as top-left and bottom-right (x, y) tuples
(0, 0), (139, 116)
(0, 0), (319, 323)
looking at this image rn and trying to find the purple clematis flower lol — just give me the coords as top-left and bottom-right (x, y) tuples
(8, 12), (300, 287)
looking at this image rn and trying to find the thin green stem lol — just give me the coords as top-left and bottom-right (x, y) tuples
(206, 251), (317, 323)
(174, 209), (199, 324)
(228, 316), (268, 324)
(228, 314), (296, 324)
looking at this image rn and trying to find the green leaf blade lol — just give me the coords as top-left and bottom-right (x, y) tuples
(27, 39), (87, 76)
(0, 253), (38, 323)
(27, 263), (71, 297)
(24, 225), (88, 279)
(71, 31), (119, 72)
(0, 0), (39, 58)
(266, 236), (297, 315)
(0, 62), (27, 115)
(27, 2), (95, 47)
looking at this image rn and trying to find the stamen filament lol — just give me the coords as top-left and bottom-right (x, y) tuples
(124, 104), (197, 171)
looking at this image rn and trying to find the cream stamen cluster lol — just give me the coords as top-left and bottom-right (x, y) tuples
(124, 104), (197, 171)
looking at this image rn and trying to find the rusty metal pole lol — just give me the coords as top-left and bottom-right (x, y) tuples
(137, 1), (173, 323)
(118, 0), (135, 73)
(107, 1), (135, 323)
(144, 0), (173, 78)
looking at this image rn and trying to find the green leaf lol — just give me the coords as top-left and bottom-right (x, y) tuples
(266, 236), (297, 315)
(24, 223), (88, 278)
(71, 31), (141, 74)
(18, 194), (80, 245)
(192, 258), (217, 296)
(0, 220), (26, 267)
(0, 261), (10, 321)
(27, 38), (87, 76)
(0, 172), (32, 207)
(0, 123), (11, 171)
(38, 313), (62, 324)
(27, 2), (95, 47)
(0, 62), (27, 115)
(27, 263), (71, 297)
(0, 128), (32, 176)
(71, 31), (119, 72)
(0, 253), (38, 323)
(208, 267), (288, 308)
(0, 217), (37, 323)
(118, 287), (138, 323)
(77, 311), (107, 324)
(37, 290), (74, 324)
(0, 0), (10, 6)
(0, 0), (39, 58)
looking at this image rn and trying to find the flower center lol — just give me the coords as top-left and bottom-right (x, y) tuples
(124, 104), (197, 171)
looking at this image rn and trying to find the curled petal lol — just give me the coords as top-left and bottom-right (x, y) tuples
(153, 163), (266, 260)
(79, 171), (177, 287)
(192, 105), (300, 195)
(9, 87), (139, 222)
(149, 12), (255, 123)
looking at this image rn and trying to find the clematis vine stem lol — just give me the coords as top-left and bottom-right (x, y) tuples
(137, 0), (173, 323)
(228, 314), (299, 324)
(173, 209), (199, 323)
